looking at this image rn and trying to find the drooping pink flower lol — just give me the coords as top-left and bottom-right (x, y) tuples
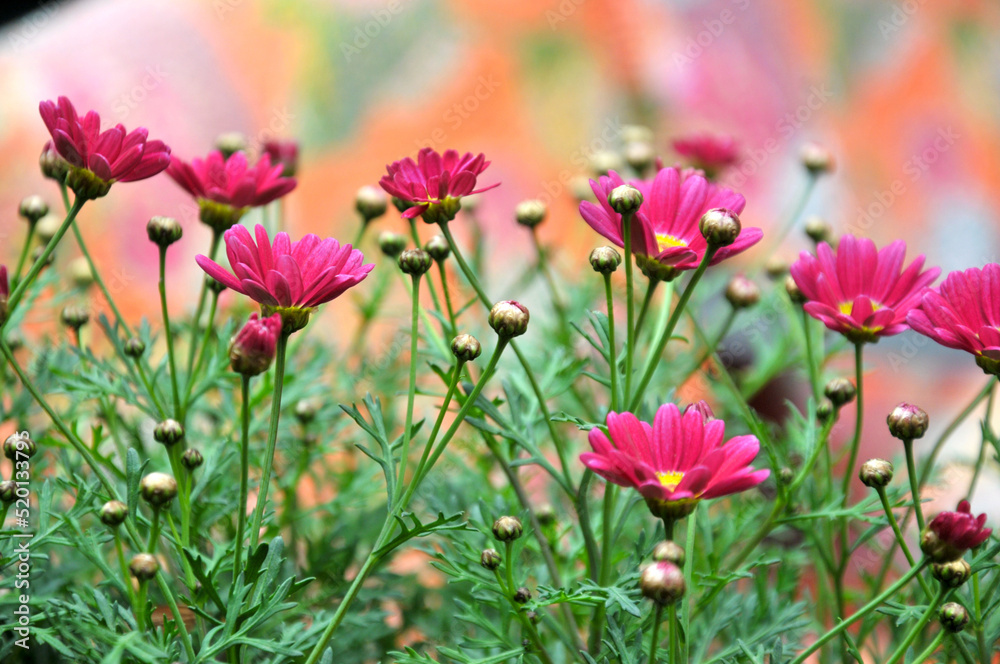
(920, 500), (992, 562)
(906, 264), (1000, 375)
(229, 312), (282, 376)
(196, 224), (373, 333)
(581, 401), (770, 518)
(263, 139), (299, 177)
(379, 148), (500, 222)
(167, 150), (297, 232)
(789, 234), (939, 344)
(38, 96), (171, 199)
(580, 167), (760, 281)
(673, 133), (739, 177)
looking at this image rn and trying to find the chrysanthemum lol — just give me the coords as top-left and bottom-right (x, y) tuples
(167, 151), (297, 232)
(580, 167), (760, 281)
(673, 133), (739, 178)
(581, 402), (769, 519)
(789, 234), (939, 344)
(196, 225), (373, 332)
(907, 264), (1000, 375)
(920, 500), (992, 563)
(379, 148), (499, 223)
(39, 96), (171, 199)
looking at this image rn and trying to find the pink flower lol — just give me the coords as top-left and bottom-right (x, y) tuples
(673, 133), (739, 177)
(789, 234), (939, 344)
(379, 148), (500, 222)
(167, 150), (297, 231)
(581, 402), (769, 518)
(196, 224), (373, 332)
(907, 264), (1000, 375)
(263, 139), (299, 177)
(579, 167), (760, 281)
(920, 500), (992, 562)
(229, 312), (282, 376)
(39, 96), (171, 199)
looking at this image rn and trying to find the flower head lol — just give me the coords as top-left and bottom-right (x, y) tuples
(379, 148), (500, 223)
(920, 500), (992, 563)
(789, 234), (939, 344)
(39, 96), (171, 199)
(167, 151), (297, 231)
(907, 264), (1000, 375)
(196, 225), (373, 333)
(581, 403), (769, 519)
(580, 167), (760, 281)
(230, 313), (282, 376)
(672, 133), (739, 177)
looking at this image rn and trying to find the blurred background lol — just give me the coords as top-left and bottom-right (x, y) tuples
(1, 0), (999, 515)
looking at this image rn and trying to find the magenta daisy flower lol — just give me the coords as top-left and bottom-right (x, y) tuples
(920, 500), (992, 563)
(580, 167), (760, 281)
(39, 96), (171, 200)
(379, 148), (500, 223)
(196, 224), (373, 332)
(673, 133), (739, 178)
(167, 150), (297, 232)
(789, 234), (939, 344)
(581, 402), (770, 519)
(907, 264), (1000, 375)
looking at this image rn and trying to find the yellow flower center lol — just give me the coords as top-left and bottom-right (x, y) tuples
(655, 233), (688, 253)
(656, 471), (685, 491)
(838, 300), (883, 315)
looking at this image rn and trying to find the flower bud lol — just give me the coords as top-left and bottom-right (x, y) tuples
(492, 515), (523, 542)
(99, 500), (129, 528)
(651, 541), (685, 567)
(140, 472), (178, 507)
(182, 448), (204, 470)
(424, 235), (451, 262)
(147, 216), (183, 248)
(0, 480), (16, 503)
(817, 399), (834, 422)
(887, 403), (929, 440)
(801, 142), (834, 175)
(391, 197), (412, 214)
(451, 334), (482, 363)
(765, 256), (789, 280)
(129, 553), (159, 582)
(640, 561), (686, 606)
(526, 610), (540, 624)
(824, 378), (856, 408)
(205, 275), (228, 294)
(378, 231), (407, 258)
(625, 141), (656, 175)
(215, 132), (247, 159)
(931, 558), (972, 588)
(591, 151), (624, 177)
(61, 305), (90, 331)
(607, 184), (643, 215)
(778, 467), (795, 485)
(803, 216), (832, 244)
(480, 548), (502, 570)
(34, 213), (61, 243)
(515, 200), (547, 228)
(725, 275), (760, 309)
(153, 419), (185, 446)
(514, 587), (532, 604)
(589, 246), (621, 274)
(5, 330), (24, 352)
(40, 142), (69, 182)
(69, 257), (95, 289)
(19, 195), (49, 225)
(124, 338), (146, 359)
(355, 185), (388, 224)
(398, 248), (433, 276)
(31, 247), (55, 271)
(939, 602), (970, 633)
(263, 139), (299, 177)
(920, 500), (991, 563)
(230, 313), (282, 376)
(699, 208), (741, 248)
(859, 459), (893, 488)
(784, 275), (806, 303)
(4, 432), (36, 460)
(489, 301), (529, 339)
(295, 398), (319, 424)
(683, 401), (715, 422)
(622, 125), (654, 145)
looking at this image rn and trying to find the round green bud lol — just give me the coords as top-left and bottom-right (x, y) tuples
(60, 306), (90, 331)
(4, 432), (36, 460)
(887, 403), (929, 441)
(451, 334), (482, 363)
(515, 200), (547, 228)
(0, 480), (16, 503)
(99, 500), (129, 528)
(801, 142), (834, 175)
(589, 246), (622, 274)
(69, 257), (95, 289)
(129, 553), (159, 582)
(355, 185), (388, 223)
(824, 378), (856, 408)
(804, 216), (832, 244)
(215, 132), (247, 159)
(140, 472), (178, 508)
(378, 231), (407, 259)
(699, 208), (741, 247)
(785, 275), (806, 303)
(398, 248), (433, 276)
(153, 419), (185, 446)
(182, 449), (204, 470)
(939, 602), (970, 633)
(859, 458), (893, 489)
(651, 541), (685, 567)
(931, 558), (972, 589)
(480, 548), (502, 570)
(488, 301), (529, 339)
(607, 184), (643, 215)
(424, 235), (451, 262)
(19, 195), (49, 225)
(147, 216), (183, 248)
(514, 587), (532, 604)
(124, 338), (146, 358)
(492, 515), (523, 542)
(294, 398), (319, 424)
(625, 141), (656, 175)
(590, 150), (623, 177)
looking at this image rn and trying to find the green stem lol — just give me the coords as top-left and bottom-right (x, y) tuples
(182, 288), (220, 418)
(629, 249), (717, 412)
(802, 309), (820, 404)
(761, 172), (818, 258)
(408, 218), (444, 315)
(622, 210), (636, 404)
(679, 307), (737, 387)
(395, 273), (423, 492)
(72, 222), (131, 332)
(13, 226), (35, 284)
(789, 562), (926, 664)
(604, 274), (620, 412)
(249, 333), (289, 551)
(648, 604), (664, 664)
(874, 486), (933, 597)
(973, 551), (989, 664)
(839, 343), (865, 504)
(909, 631), (946, 664)
(114, 532), (138, 609)
(668, 604), (678, 664)
(437, 260), (457, 335)
(146, 509), (161, 554)
(157, 247), (182, 419)
(184, 230), (222, 379)
(576, 470), (602, 583)
(634, 277), (659, 342)
(235, 375), (251, 576)
(903, 439), (925, 532)
(883, 586), (947, 664)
